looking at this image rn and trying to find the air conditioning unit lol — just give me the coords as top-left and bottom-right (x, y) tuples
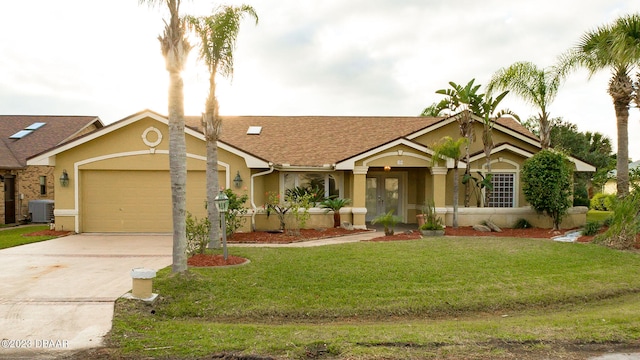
(28, 200), (54, 223)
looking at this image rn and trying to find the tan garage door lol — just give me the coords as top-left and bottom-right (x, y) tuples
(81, 170), (206, 232)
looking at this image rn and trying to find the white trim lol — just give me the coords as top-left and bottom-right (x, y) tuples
(335, 138), (433, 170)
(468, 143), (596, 172)
(353, 166), (369, 175)
(362, 151), (431, 167)
(468, 144), (534, 163)
(351, 207), (368, 215)
(26, 109), (270, 169)
(141, 126), (163, 148)
(407, 113), (541, 149)
(53, 209), (78, 216)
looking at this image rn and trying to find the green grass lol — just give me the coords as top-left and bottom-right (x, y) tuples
(0, 225), (56, 249)
(110, 238), (640, 359)
(587, 209), (613, 223)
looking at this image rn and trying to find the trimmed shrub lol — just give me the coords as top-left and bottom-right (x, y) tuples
(590, 193), (617, 211)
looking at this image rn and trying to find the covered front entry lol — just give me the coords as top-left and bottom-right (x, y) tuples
(365, 172), (404, 221)
(81, 170), (207, 232)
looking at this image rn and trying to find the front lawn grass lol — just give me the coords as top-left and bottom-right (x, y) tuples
(110, 237), (640, 359)
(587, 209), (613, 223)
(0, 225), (55, 249)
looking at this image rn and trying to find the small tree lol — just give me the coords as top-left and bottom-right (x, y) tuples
(223, 188), (249, 238)
(431, 136), (467, 228)
(521, 150), (572, 230)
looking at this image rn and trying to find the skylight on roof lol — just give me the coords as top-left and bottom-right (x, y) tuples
(25, 122), (46, 130)
(9, 130), (33, 139)
(247, 126), (262, 135)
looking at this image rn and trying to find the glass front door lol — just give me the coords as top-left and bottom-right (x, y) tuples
(365, 174), (400, 221)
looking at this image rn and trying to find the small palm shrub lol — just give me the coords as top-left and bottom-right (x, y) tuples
(582, 221), (602, 236)
(371, 210), (402, 236)
(513, 218), (532, 229)
(320, 197), (351, 228)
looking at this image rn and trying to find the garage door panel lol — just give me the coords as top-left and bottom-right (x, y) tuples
(82, 170), (207, 233)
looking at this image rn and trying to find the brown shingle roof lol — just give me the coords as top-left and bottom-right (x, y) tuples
(0, 115), (103, 168)
(185, 115), (538, 167)
(187, 116), (445, 167)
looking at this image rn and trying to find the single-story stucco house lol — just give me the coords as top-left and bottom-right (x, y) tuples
(602, 160), (640, 195)
(27, 109), (594, 233)
(0, 115), (103, 224)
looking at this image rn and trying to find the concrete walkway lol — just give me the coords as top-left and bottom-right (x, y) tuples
(0, 234), (172, 359)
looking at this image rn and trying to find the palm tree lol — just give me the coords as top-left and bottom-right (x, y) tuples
(187, 5), (258, 249)
(420, 102), (445, 117)
(486, 61), (562, 150)
(140, 0), (192, 273)
(557, 13), (640, 198)
(435, 79), (482, 207)
(470, 91), (519, 206)
(431, 136), (467, 228)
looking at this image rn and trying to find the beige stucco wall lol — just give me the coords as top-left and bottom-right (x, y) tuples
(53, 116), (253, 232)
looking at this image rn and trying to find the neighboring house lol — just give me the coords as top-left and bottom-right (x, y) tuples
(27, 109), (594, 233)
(602, 160), (640, 194)
(0, 115), (103, 224)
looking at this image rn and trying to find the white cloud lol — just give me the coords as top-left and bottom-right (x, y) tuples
(2, 0), (640, 160)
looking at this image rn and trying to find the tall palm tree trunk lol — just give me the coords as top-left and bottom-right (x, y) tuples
(168, 70), (188, 273)
(483, 128), (493, 207)
(205, 72), (222, 247)
(452, 163), (459, 228)
(615, 104), (630, 197)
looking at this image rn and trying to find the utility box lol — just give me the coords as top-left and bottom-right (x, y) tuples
(28, 200), (54, 223)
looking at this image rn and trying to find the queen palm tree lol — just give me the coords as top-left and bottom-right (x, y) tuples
(486, 61), (562, 150)
(471, 91), (519, 206)
(557, 13), (640, 198)
(187, 5), (258, 249)
(431, 136), (467, 228)
(140, 0), (192, 273)
(435, 79), (482, 207)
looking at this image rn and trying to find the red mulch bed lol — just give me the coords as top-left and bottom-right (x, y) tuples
(24, 229), (73, 237)
(227, 227), (370, 244)
(188, 254), (249, 267)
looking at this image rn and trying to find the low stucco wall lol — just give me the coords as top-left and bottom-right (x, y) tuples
(252, 208), (338, 231)
(441, 206), (589, 229)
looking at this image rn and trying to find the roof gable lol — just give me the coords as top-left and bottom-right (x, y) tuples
(0, 115), (103, 168)
(27, 110), (269, 169)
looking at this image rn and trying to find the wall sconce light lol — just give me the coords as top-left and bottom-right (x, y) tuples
(60, 169), (70, 187)
(233, 171), (243, 188)
(383, 165), (391, 172)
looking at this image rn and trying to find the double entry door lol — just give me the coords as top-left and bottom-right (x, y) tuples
(365, 173), (402, 222)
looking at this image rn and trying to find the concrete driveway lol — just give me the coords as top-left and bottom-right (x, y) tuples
(0, 233), (172, 359)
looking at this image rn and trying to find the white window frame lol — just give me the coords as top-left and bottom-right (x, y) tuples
(478, 158), (520, 208)
(279, 172), (343, 200)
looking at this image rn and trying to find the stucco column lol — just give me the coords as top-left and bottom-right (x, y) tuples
(351, 166), (368, 230)
(430, 166), (447, 208)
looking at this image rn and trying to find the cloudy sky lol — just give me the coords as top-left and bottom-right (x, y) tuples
(2, 0), (640, 160)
